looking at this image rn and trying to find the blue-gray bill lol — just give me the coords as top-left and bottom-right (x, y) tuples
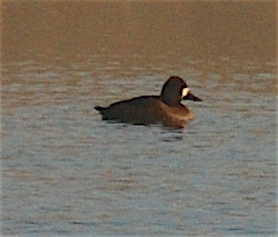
(183, 92), (202, 101)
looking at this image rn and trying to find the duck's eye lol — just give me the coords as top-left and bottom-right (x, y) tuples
(181, 87), (190, 97)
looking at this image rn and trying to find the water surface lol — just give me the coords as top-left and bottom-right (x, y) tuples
(2, 2), (277, 236)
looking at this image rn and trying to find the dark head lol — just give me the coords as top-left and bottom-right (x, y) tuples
(160, 76), (202, 106)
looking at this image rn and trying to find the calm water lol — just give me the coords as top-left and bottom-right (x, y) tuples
(2, 2), (277, 236)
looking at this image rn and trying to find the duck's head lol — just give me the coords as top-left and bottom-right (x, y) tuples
(160, 76), (202, 106)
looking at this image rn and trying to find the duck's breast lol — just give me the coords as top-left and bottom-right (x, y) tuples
(159, 103), (194, 127)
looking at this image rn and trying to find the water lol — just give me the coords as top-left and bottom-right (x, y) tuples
(2, 2), (277, 236)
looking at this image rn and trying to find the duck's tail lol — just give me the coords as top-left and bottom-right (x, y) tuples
(95, 106), (105, 114)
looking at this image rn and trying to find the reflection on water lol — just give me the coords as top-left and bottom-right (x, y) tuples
(2, 1), (277, 236)
(3, 1), (276, 63)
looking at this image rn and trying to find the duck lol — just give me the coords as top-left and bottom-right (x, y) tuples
(95, 76), (202, 127)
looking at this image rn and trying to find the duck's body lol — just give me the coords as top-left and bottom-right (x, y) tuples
(95, 95), (194, 127)
(95, 76), (202, 127)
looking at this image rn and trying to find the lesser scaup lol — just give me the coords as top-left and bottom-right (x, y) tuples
(95, 76), (202, 127)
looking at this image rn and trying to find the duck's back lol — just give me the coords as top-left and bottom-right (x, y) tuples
(96, 96), (164, 125)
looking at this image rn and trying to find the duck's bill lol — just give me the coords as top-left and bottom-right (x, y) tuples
(183, 92), (202, 101)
